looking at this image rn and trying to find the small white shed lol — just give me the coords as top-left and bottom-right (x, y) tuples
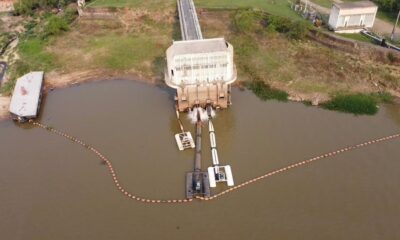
(328, 1), (378, 33)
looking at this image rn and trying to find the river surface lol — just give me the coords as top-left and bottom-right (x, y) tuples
(1, 80), (400, 240)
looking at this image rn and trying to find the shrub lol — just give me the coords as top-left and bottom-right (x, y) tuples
(387, 52), (396, 63)
(234, 9), (263, 33)
(247, 81), (289, 102)
(370, 91), (394, 104)
(267, 15), (292, 33)
(13, 0), (74, 15)
(13, 0), (36, 15)
(322, 93), (378, 115)
(0, 78), (17, 96)
(286, 21), (309, 40)
(265, 15), (309, 40)
(44, 15), (69, 36)
(63, 8), (78, 24)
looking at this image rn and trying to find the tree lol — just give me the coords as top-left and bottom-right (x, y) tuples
(44, 15), (69, 36)
(375, 0), (400, 13)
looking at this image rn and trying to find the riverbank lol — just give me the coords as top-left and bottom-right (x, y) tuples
(1, 6), (399, 120)
(1, 70), (399, 121)
(0, 69), (160, 120)
(0, 95), (10, 120)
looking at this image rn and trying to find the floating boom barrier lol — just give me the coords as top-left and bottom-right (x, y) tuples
(207, 120), (234, 188)
(28, 120), (400, 204)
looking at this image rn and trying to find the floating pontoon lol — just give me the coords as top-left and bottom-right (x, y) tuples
(207, 120), (234, 188)
(174, 110), (195, 151)
(9, 72), (44, 122)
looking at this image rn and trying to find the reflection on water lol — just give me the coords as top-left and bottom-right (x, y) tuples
(385, 103), (400, 126)
(1, 80), (400, 240)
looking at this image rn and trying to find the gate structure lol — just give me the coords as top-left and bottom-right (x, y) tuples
(165, 0), (237, 112)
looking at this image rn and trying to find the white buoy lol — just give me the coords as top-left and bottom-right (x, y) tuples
(207, 117), (234, 188)
(208, 167), (217, 188)
(224, 165), (234, 186)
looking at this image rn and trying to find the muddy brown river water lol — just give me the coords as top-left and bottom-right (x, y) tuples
(1, 80), (400, 239)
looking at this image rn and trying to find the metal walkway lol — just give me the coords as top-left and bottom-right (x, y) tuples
(177, 0), (203, 40)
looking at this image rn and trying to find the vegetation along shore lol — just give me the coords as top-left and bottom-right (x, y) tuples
(0, 0), (399, 119)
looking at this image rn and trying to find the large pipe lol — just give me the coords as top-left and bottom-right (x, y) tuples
(194, 110), (202, 171)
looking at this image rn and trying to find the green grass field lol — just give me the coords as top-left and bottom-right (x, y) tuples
(88, 0), (300, 18)
(309, 0), (332, 8)
(87, 0), (175, 9)
(339, 33), (373, 43)
(85, 34), (164, 71)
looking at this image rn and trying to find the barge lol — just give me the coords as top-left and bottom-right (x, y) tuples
(9, 71), (44, 122)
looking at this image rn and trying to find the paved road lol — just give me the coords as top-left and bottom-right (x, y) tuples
(0, 62), (7, 86)
(179, 0), (202, 40)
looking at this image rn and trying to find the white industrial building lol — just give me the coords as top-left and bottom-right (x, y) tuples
(165, 38), (237, 111)
(328, 1), (378, 33)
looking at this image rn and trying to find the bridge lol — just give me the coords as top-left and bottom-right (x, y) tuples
(177, 0), (203, 40)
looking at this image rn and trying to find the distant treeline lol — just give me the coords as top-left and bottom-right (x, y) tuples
(374, 0), (400, 14)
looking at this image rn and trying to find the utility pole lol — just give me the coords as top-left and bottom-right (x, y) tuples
(391, 9), (400, 41)
(304, 0), (308, 14)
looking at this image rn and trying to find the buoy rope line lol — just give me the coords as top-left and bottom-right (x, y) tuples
(29, 120), (400, 204)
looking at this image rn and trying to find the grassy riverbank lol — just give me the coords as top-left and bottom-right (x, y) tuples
(1, 1), (399, 116)
(321, 93), (394, 115)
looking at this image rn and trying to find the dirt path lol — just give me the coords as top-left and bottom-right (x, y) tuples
(373, 18), (400, 38)
(0, 96), (10, 120)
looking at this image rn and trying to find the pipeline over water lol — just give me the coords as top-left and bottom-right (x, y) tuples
(29, 120), (400, 204)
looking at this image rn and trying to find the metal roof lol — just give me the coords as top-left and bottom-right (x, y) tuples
(335, 1), (377, 9)
(9, 71), (44, 118)
(170, 38), (229, 56)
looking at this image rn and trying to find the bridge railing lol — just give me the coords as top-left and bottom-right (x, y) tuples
(177, 0), (203, 40)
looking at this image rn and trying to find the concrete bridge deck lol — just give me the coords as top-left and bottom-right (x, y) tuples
(177, 0), (203, 40)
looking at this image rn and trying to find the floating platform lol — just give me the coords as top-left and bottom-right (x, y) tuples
(208, 165), (234, 188)
(9, 71), (44, 122)
(207, 120), (235, 188)
(175, 132), (195, 151)
(186, 171), (210, 199)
